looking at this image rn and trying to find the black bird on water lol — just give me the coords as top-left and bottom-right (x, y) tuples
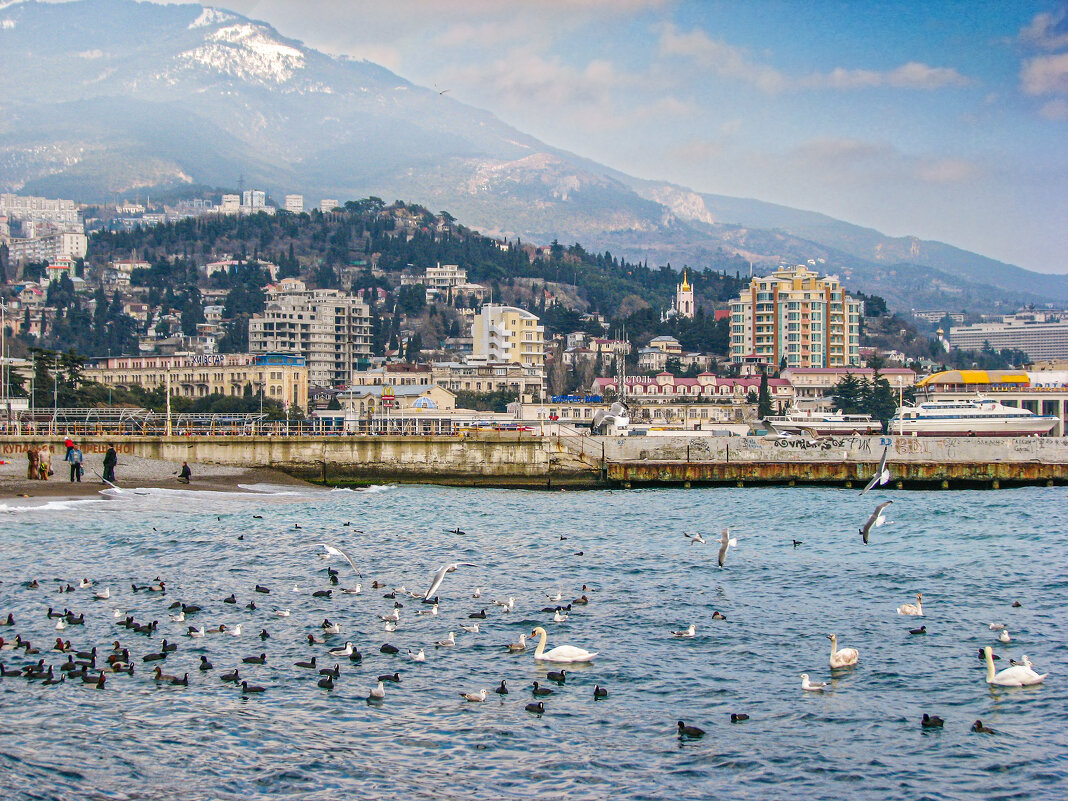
(921, 714), (944, 729)
(731, 713), (749, 723)
(677, 721), (705, 739)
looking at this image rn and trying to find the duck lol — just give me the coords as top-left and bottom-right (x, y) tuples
(259, 629), (270, 640)
(921, 713), (944, 729)
(897, 593), (924, 616)
(460, 689), (488, 702)
(242, 653), (266, 665)
(320, 664), (341, 678)
(909, 625), (927, 635)
(378, 672), (400, 683)
(199, 656), (213, 671)
(972, 720), (995, 734)
(153, 666), (179, 683)
(801, 673), (827, 692)
(531, 681), (554, 696)
(240, 681), (266, 694)
(223, 594), (237, 604)
(827, 633), (859, 668)
(672, 624), (697, 638)
(594, 685), (608, 699)
(677, 721), (705, 739)
(495, 680), (508, 695)
(525, 701), (545, 714)
(572, 595), (589, 605)
(312, 589), (332, 598)
(255, 585), (270, 594)
(508, 634), (527, 653)
(547, 669), (566, 684)
(295, 657), (317, 669)
(245, 601), (257, 611)
(983, 646), (1046, 686)
(170, 673), (188, 687)
(711, 611), (727, 621)
(731, 713), (750, 722)
(530, 626), (597, 663)
(161, 639), (177, 652)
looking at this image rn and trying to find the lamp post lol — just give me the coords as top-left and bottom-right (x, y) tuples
(52, 352), (59, 435)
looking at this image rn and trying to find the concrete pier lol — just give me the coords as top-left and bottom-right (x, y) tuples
(2, 433), (1066, 489)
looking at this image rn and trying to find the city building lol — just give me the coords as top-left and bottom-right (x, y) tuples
(912, 310), (965, 325)
(471, 304), (545, 369)
(916, 369), (1068, 436)
(247, 289), (372, 387)
(284, 194), (304, 213)
(320, 199), (339, 213)
(675, 270), (695, 318)
(781, 367), (917, 411)
(592, 373), (794, 406)
(0, 194), (80, 227)
(949, 312), (1068, 361)
(242, 190), (267, 212)
(83, 353), (309, 411)
(220, 194), (241, 213)
(6, 229), (87, 264)
(432, 361), (543, 401)
(729, 264), (862, 368)
(46, 257), (76, 283)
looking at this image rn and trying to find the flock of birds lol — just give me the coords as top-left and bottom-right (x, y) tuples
(0, 446), (1052, 747)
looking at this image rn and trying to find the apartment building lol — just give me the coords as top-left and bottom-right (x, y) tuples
(471, 304), (545, 369)
(729, 265), (862, 368)
(248, 289), (371, 387)
(949, 312), (1068, 361)
(431, 361), (544, 401)
(284, 194), (304, 213)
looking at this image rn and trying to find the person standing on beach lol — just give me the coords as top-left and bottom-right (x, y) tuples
(102, 444), (117, 484)
(26, 445), (39, 480)
(176, 461), (192, 484)
(39, 449), (53, 481)
(66, 444), (84, 483)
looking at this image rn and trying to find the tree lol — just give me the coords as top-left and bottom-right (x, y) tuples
(832, 373), (864, 414)
(757, 369), (773, 418)
(405, 333), (423, 363)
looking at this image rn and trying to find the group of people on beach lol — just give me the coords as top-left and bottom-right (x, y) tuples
(25, 440), (118, 484)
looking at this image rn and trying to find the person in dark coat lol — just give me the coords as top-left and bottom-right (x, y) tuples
(176, 461), (192, 484)
(102, 444), (117, 483)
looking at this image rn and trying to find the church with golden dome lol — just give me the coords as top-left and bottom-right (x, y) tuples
(674, 269), (695, 319)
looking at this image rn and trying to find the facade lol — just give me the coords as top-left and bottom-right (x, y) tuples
(284, 194), (304, 213)
(333, 384), (456, 416)
(592, 373), (793, 406)
(220, 195), (241, 213)
(432, 361), (543, 401)
(83, 353), (309, 411)
(320, 199), (339, 213)
(916, 369), (1068, 436)
(782, 367), (917, 411)
(949, 312), (1068, 361)
(0, 194), (80, 227)
(7, 230), (87, 264)
(247, 289), (372, 387)
(242, 190), (267, 211)
(729, 265), (862, 368)
(471, 304), (545, 369)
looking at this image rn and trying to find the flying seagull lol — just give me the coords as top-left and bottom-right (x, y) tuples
(860, 501), (893, 545)
(422, 562), (476, 603)
(861, 446), (891, 495)
(683, 532), (705, 546)
(316, 543), (362, 578)
(717, 528), (737, 568)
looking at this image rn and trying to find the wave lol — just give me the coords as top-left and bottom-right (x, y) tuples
(237, 483), (320, 496)
(0, 497), (108, 513)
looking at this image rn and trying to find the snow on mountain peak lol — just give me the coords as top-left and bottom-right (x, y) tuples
(188, 7), (235, 29)
(177, 21), (305, 84)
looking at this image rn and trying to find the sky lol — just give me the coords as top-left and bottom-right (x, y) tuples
(165, 0), (1067, 273)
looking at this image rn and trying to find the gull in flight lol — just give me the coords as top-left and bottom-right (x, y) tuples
(861, 445), (891, 495)
(860, 501), (893, 545)
(717, 528), (737, 568)
(683, 532), (705, 545)
(422, 562), (476, 603)
(316, 543), (362, 578)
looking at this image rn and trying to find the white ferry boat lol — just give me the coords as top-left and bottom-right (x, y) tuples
(766, 408), (881, 436)
(888, 397), (1058, 437)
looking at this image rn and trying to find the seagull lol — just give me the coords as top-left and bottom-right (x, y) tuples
(79, 578), (93, 589)
(329, 642), (355, 658)
(228, 624), (243, 637)
(323, 622), (341, 635)
(316, 543), (362, 578)
(672, 624), (697, 638)
(472, 587), (484, 599)
(717, 527), (737, 568)
(415, 604), (438, 617)
(460, 623), (480, 633)
(860, 501), (893, 545)
(552, 610), (568, 623)
(384, 621), (397, 632)
(340, 585), (362, 595)
(422, 562), (475, 603)
(545, 592), (562, 602)
(862, 445), (891, 495)
(408, 649), (425, 662)
(436, 632), (456, 648)
(274, 609), (291, 618)
(380, 608), (400, 623)
(801, 673), (827, 692)
(998, 629), (1011, 644)
(508, 633), (527, 653)
(989, 623), (1006, 631)
(187, 626), (206, 638)
(93, 587), (110, 600)
(683, 532), (705, 545)
(368, 681), (386, 701)
(460, 688), (488, 702)
(170, 611), (184, 622)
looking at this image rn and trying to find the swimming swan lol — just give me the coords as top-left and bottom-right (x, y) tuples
(828, 633), (859, 668)
(530, 626), (597, 663)
(897, 593), (923, 616)
(984, 646), (1046, 687)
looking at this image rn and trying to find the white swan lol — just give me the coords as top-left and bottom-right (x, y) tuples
(897, 593), (924, 616)
(801, 673), (827, 691)
(984, 646), (1046, 686)
(530, 626), (597, 663)
(828, 633), (859, 668)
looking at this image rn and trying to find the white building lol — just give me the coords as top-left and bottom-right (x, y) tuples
(471, 304), (545, 369)
(284, 194), (304, 213)
(248, 289), (372, 387)
(320, 199), (340, 213)
(0, 194), (80, 227)
(220, 195), (241, 214)
(242, 189), (267, 211)
(949, 312), (1068, 361)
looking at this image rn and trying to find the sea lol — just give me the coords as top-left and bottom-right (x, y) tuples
(0, 482), (1065, 801)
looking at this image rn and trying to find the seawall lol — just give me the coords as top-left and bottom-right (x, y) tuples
(3, 433), (1066, 489)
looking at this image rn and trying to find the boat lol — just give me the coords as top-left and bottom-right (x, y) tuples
(765, 408), (881, 436)
(888, 397), (1058, 437)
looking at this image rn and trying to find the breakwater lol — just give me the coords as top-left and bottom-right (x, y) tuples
(3, 433), (1067, 488)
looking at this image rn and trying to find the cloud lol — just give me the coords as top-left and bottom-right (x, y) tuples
(76, 48), (104, 59)
(1039, 98), (1068, 120)
(1021, 51), (1068, 95)
(655, 23), (969, 93)
(668, 138), (726, 165)
(1018, 7), (1068, 50)
(915, 158), (979, 184)
(784, 137), (981, 188)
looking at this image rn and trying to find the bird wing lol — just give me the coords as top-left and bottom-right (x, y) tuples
(718, 529), (730, 567)
(861, 446), (890, 494)
(424, 564), (450, 600)
(877, 445), (888, 476)
(320, 544), (362, 577)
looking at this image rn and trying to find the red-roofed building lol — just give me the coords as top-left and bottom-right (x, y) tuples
(591, 372), (793, 404)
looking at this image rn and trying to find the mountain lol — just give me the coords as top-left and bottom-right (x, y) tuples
(1, 0), (1064, 312)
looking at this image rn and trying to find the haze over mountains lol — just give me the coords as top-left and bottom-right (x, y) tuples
(1, 0), (1065, 311)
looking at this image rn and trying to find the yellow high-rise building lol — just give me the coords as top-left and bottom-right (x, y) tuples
(471, 304), (545, 368)
(729, 265), (862, 368)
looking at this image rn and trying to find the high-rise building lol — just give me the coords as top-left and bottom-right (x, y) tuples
(248, 289), (372, 387)
(242, 190), (267, 210)
(949, 312), (1068, 361)
(471, 304), (545, 369)
(319, 199), (340, 213)
(284, 194), (304, 213)
(729, 265), (862, 368)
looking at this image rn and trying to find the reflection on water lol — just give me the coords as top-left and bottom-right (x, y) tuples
(1, 484), (1066, 800)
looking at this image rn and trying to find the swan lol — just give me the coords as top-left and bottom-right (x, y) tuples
(897, 593), (923, 616)
(801, 673), (826, 692)
(998, 629), (1011, 644)
(828, 633), (859, 668)
(530, 626), (597, 663)
(983, 646), (1046, 686)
